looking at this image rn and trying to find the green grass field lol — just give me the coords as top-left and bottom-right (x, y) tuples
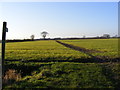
(3, 39), (120, 88)
(4, 62), (119, 88)
(60, 39), (119, 59)
(5, 40), (90, 61)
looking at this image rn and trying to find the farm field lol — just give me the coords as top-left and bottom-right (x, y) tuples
(5, 40), (90, 61)
(59, 39), (119, 60)
(3, 39), (120, 88)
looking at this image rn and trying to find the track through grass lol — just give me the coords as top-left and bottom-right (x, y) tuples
(3, 39), (120, 88)
(59, 39), (119, 61)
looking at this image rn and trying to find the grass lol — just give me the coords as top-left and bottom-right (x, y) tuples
(2, 39), (120, 88)
(4, 62), (119, 88)
(5, 40), (90, 61)
(59, 39), (119, 59)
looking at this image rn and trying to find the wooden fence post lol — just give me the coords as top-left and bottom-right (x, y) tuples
(2, 22), (8, 77)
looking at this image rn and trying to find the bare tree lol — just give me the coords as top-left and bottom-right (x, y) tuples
(41, 31), (48, 39)
(30, 35), (35, 40)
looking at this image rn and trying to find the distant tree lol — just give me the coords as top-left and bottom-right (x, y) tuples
(30, 35), (35, 40)
(102, 34), (110, 38)
(41, 31), (48, 39)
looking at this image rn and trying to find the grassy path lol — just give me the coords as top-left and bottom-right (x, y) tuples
(56, 40), (119, 63)
(60, 39), (119, 60)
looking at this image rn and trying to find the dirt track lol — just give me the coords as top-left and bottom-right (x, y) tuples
(56, 40), (102, 53)
(5, 41), (119, 63)
(56, 40), (119, 63)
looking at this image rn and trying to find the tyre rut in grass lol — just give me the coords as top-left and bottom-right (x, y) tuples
(56, 40), (118, 63)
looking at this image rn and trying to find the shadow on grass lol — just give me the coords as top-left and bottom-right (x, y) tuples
(4, 63), (51, 77)
(55, 40), (120, 63)
(5, 57), (120, 63)
(100, 63), (120, 88)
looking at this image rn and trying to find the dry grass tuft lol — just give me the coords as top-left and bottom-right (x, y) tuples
(3, 69), (21, 85)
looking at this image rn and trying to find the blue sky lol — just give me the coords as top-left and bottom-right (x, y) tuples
(0, 2), (118, 39)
